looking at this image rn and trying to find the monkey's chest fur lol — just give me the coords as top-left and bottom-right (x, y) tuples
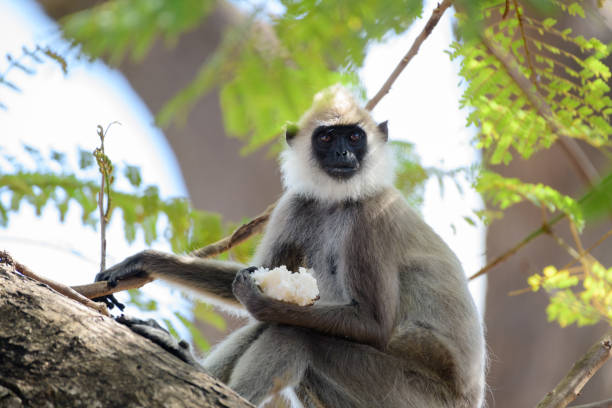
(266, 197), (362, 303)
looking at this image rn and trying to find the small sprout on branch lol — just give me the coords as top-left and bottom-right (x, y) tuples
(93, 122), (120, 274)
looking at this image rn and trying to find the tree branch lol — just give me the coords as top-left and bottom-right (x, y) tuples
(365, 0), (453, 111)
(536, 330), (612, 408)
(0, 264), (253, 408)
(557, 137), (600, 186)
(0, 250), (110, 316)
(71, 275), (154, 299)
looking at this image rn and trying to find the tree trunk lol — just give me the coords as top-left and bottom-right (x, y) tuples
(0, 263), (253, 408)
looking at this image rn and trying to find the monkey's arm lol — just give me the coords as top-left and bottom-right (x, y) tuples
(96, 250), (245, 305)
(232, 267), (398, 350)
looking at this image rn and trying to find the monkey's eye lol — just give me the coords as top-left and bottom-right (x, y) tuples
(349, 132), (361, 143)
(319, 133), (332, 143)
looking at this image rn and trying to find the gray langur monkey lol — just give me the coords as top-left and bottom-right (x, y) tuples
(96, 85), (486, 408)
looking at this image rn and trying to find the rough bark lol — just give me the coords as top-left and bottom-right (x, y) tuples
(0, 263), (253, 408)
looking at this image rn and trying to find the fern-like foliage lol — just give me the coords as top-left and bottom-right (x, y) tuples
(62, 0), (216, 64)
(476, 170), (584, 228)
(0, 45), (69, 110)
(451, 1), (611, 328)
(452, 1), (610, 225)
(0, 146), (256, 263)
(61, 0), (424, 152)
(452, 1), (611, 166)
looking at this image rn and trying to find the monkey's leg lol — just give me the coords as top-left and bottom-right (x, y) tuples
(304, 333), (452, 408)
(202, 322), (267, 383)
(227, 325), (311, 405)
(295, 369), (362, 408)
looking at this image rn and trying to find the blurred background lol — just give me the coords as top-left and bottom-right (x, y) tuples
(0, 0), (611, 406)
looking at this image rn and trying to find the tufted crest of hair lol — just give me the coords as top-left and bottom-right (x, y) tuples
(281, 84), (395, 202)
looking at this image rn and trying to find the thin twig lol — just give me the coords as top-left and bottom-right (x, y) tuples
(190, 200), (277, 259)
(503, 0), (511, 18)
(98, 155), (107, 273)
(562, 228), (612, 271)
(0, 250), (109, 316)
(94, 122), (120, 275)
(536, 330), (612, 408)
(512, 0), (536, 80)
(546, 229), (582, 261)
(365, 0), (453, 111)
(469, 212), (564, 280)
(569, 398), (612, 408)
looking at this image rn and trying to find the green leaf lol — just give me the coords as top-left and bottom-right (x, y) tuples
(124, 165), (142, 188)
(50, 150), (67, 167)
(581, 171), (612, 221)
(541, 18), (557, 29)
(176, 312), (210, 352)
(78, 148), (95, 170)
(161, 318), (180, 340)
(567, 3), (586, 18)
(193, 301), (226, 332)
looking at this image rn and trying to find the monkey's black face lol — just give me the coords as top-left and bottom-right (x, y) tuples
(311, 125), (367, 180)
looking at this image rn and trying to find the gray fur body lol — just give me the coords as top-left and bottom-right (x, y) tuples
(97, 85), (485, 407)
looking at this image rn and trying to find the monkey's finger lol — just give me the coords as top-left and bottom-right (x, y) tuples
(93, 294), (125, 311)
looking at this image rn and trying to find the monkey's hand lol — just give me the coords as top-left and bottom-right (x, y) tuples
(94, 250), (157, 285)
(232, 267), (266, 314)
(93, 250), (159, 310)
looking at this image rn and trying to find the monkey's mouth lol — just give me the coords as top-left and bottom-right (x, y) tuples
(324, 165), (359, 179)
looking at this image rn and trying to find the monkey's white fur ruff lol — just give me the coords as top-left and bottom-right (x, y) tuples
(251, 266), (319, 306)
(281, 84), (395, 202)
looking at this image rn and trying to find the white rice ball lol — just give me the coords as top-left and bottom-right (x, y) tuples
(251, 265), (319, 306)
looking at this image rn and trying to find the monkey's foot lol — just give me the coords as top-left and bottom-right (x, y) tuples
(116, 315), (203, 369)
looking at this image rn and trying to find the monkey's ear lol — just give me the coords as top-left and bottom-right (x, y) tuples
(377, 121), (389, 142)
(285, 123), (299, 145)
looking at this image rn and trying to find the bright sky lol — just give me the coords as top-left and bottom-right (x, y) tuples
(361, 1), (487, 312)
(0, 0), (486, 320)
(0, 0), (192, 323)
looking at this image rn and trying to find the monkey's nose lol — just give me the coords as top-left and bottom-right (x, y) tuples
(336, 150), (348, 157)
